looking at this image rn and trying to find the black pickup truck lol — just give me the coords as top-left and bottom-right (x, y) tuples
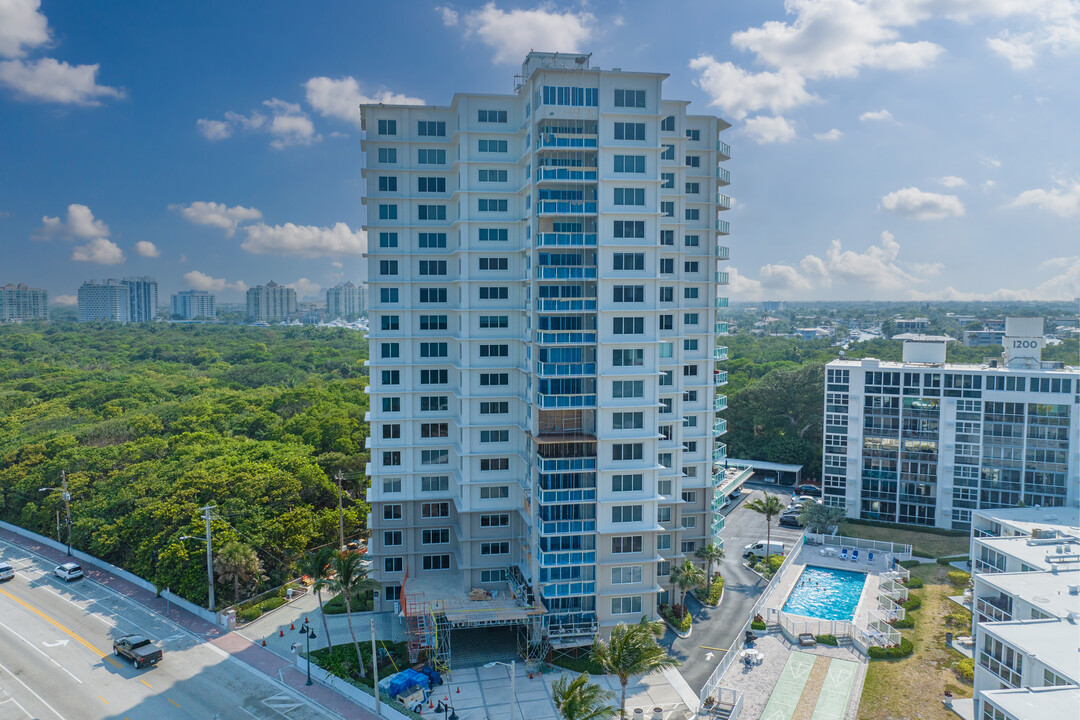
(112, 635), (162, 669)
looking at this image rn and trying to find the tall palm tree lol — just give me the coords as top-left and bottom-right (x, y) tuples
(298, 546), (335, 651)
(745, 493), (786, 560)
(670, 558), (705, 616)
(695, 543), (725, 595)
(552, 672), (617, 720)
(591, 621), (681, 717)
(213, 540), (264, 604)
(328, 551), (379, 678)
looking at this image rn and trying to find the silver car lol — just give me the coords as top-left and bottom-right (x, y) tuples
(0, 562), (14, 581)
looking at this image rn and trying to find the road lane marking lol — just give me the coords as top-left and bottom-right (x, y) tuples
(699, 646), (727, 651)
(168, 698), (182, 708)
(0, 694), (34, 720)
(0, 586), (123, 669)
(98, 696), (109, 705)
(139, 679), (152, 688)
(0, 618), (83, 683)
(0, 658), (69, 720)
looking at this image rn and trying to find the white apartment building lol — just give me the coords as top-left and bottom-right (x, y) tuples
(171, 290), (217, 320)
(361, 52), (733, 648)
(823, 318), (1079, 531)
(0, 283), (48, 322)
(966, 507), (1080, 720)
(77, 280), (130, 323)
(246, 281), (297, 322)
(326, 282), (363, 319)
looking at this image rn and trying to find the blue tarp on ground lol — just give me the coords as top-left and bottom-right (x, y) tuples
(399, 668), (431, 692)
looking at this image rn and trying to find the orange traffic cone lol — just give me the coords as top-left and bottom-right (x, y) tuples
(456, 687), (460, 694)
(429, 701), (434, 709)
(290, 622), (295, 630)
(279, 629), (284, 637)
(444, 696), (449, 702)
(262, 639), (267, 646)
(305, 617), (310, 623)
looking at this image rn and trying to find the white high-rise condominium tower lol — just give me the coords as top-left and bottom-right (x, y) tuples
(326, 282), (362, 319)
(362, 52), (733, 658)
(123, 276), (158, 322)
(78, 280), (130, 323)
(0, 283), (49, 322)
(171, 290), (217, 320)
(823, 318), (1079, 531)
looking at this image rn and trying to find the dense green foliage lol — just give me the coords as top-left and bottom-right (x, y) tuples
(868, 637), (914, 659)
(816, 634), (838, 646)
(0, 323), (370, 607)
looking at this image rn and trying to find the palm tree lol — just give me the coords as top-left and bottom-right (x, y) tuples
(695, 543), (725, 595)
(328, 551), (379, 678)
(552, 672), (617, 720)
(670, 559), (705, 616)
(745, 493), (786, 560)
(213, 540), (264, 604)
(591, 621), (681, 717)
(298, 546), (335, 651)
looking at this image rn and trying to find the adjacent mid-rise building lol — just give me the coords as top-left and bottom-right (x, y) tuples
(246, 281), (297, 322)
(123, 276), (158, 322)
(361, 51), (734, 656)
(0, 283), (48, 322)
(171, 290), (217, 320)
(77, 280), (130, 323)
(966, 507), (1080, 720)
(326, 282), (363, 319)
(823, 318), (1079, 531)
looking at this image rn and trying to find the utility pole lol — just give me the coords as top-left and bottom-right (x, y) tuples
(61, 471), (72, 556)
(336, 470), (345, 552)
(371, 617), (380, 718)
(202, 504), (216, 614)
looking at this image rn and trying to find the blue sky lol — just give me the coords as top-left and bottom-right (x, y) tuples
(2, 0), (1079, 305)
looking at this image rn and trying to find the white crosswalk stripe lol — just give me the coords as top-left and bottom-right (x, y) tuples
(263, 692), (304, 713)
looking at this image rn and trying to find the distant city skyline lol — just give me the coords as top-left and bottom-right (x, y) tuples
(2, 1), (1079, 304)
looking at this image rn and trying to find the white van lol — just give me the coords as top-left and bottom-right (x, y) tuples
(742, 541), (785, 559)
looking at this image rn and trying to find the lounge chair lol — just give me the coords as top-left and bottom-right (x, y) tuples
(867, 551), (875, 563)
(851, 549), (860, 562)
(839, 548), (849, 561)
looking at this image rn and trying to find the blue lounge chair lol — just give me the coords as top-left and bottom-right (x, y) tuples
(852, 549), (860, 562)
(867, 551), (875, 564)
(839, 548), (849, 561)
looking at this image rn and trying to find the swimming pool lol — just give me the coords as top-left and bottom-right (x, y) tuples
(781, 566), (867, 621)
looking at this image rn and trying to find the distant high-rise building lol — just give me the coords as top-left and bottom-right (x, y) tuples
(122, 276), (158, 322)
(246, 281), (296, 322)
(761, 300), (786, 312)
(362, 51), (735, 644)
(0, 283), (49, 322)
(171, 290), (217, 320)
(325, 282), (362, 319)
(78, 280), (130, 323)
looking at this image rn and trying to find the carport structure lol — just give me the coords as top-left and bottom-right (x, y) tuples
(725, 458), (803, 486)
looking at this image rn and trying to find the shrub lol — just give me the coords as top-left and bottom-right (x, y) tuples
(236, 594), (287, 623)
(954, 657), (975, 682)
(901, 596), (922, 612)
(899, 559), (921, 569)
(937, 554), (969, 565)
(694, 576), (725, 606)
(751, 620), (767, 631)
(893, 616), (915, 629)
(947, 569), (971, 587)
(238, 605), (263, 622)
(816, 634), (838, 646)
(660, 604), (692, 631)
(868, 637), (914, 659)
(905, 577), (925, 589)
(767, 554), (785, 572)
(323, 590), (375, 615)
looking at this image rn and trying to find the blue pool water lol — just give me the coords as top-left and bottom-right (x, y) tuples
(781, 566), (867, 621)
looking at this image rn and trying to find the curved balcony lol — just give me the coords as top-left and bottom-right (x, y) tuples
(537, 168), (598, 182)
(537, 201), (597, 215)
(714, 346), (729, 361)
(536, 331), (597, 344)
(535, 362), (597, 376)
(537, 134), (598, 149)
(714, 394), (728, 411)
(537, 232), (598, 247)
(536, 299), (597, 312)
(536, 456), (596, 473)
(716, 219), (730, 235)
(715, 271), (729, 285)
(712, 443), (728, 464)
(716, 245), (730, 260)
(715, 321), (729, 334)
(714, 370), (728, 386)
(535, 393), (597, 408)
(717, 140), (731, 159)
(537, 266), (597, 280)
(537, 488), (596, 504)
(717, 167), (731, 185)
(714, 297), (729, 309)
(718, 194), (732, 210)
(713, 418), (728, 435)
(539, 551), (596, 568)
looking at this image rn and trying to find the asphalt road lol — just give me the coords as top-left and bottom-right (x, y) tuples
(663, 485), (806, 694)
(0, 539), (334, 720)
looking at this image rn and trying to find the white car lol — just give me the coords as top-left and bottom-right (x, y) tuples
(0, 562), (14, 581)
(54, 563), (84, 581)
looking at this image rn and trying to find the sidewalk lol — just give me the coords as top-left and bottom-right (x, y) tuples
(0, 527), (376, 720)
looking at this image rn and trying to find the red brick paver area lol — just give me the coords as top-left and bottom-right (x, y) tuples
(0, 528), (378, 720)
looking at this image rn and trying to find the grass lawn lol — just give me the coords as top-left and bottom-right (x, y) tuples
(858, 564), (973, 720)
(839, 521), (969, 559)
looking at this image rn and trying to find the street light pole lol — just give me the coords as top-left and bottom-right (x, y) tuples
(39, 471), (73, 556)
(335, 470), (345, 552)
(371, 616), (381, 717)
(299, 620), (317, 685)
(483, 660), (516, 720)
(202, 504), (216, 614)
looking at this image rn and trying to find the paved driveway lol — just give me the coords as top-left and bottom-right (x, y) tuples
(664, 486), (806, 694)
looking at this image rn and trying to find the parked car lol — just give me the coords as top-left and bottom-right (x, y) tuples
(792, 495), (822, 506)
(795, 484), (822, 497)
(743, 541), (786, 558)
(779, 514), (804, 528)
(54, 563), (83, 581)
(112, 635), (163, 669)
(0, 562), (14, 581)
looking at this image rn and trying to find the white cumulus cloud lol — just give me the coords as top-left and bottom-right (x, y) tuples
(287, 278), (323, 297)
(859, 108), (894, 122)
(726, 266), (764, 299)
(169, 201), (263, 237)
(198, 98), (320, 149)
(72, 238), (124, 265)
(35, 203), (110, 241)
(196, 118), (232, 141)
(461, 3), (594, 65)
(182, 270), (247, 292)
(436, 5), (459, 26)
(759, 263), (813, 290)
(938, 176), (967, 188)
(241, 222), (366, 258)
(0, 57), (124, 105)
(742, 115), (797, 144)
(909, 257), (1080, 302)
(881, 187), (965, 220)
(0, 0), (50, 58)
(689, 56), (814, 121)
(133, 240), (160, 258)
(304, 75), (423, 128)
(53, 294), (77, 306)
(987, 30), (1037, 69)
(1009, 179), (1080, 218)
(814, 128), (843, 141)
